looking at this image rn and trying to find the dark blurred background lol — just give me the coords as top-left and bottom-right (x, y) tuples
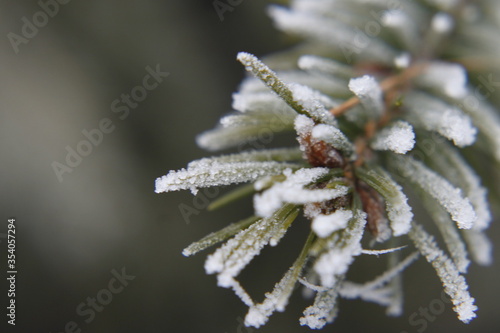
(0, 1), (499, 332)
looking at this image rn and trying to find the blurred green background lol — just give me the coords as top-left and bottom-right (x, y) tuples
(1, 1), (499, 332)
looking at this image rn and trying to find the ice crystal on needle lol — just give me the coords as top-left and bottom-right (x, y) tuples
(348, 75), (384, 117)
(371, 120), (415, 154)
(156, 0), (499, 329)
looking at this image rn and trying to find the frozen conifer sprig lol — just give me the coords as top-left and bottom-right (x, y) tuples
(156, 0), (499, 329)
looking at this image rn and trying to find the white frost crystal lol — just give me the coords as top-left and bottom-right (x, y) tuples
(432, 12), (454, 33)
(371, 121), (415, 154)
(410, 224), (478, 323)
(357, 167), (413, 236)
(416, 62), (467, 98)
(254, 168), (348, 217)
(423, 198), (470, 273)
(245, 233), (313, 328)
(349, 75), (384, 117)
(405, 92), (477, 147)
(300, 285), (341, 329)
(237, 52), (337, 125)
(155, 159), (301, 195)
(394, 53), (411, 68)
(205, 204), (298, 288)
(314, 209), (367, 288)
(287, 83), (338, 126)
(392, 156), (477, 229)
(311, 123), (355, 157)
(294, 113), (314, 137)
(430, 143), (491, 231)
(312, 209), (353, 238)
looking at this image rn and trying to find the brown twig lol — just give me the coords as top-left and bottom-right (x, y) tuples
(329, 63), (428, 117)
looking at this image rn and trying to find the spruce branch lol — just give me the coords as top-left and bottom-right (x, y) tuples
(155, 0), (499, 329)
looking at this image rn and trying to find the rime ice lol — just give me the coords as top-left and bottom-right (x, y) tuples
(371, 121), (415, 154)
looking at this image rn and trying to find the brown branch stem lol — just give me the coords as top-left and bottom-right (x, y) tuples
(329, 63), (428, 117)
